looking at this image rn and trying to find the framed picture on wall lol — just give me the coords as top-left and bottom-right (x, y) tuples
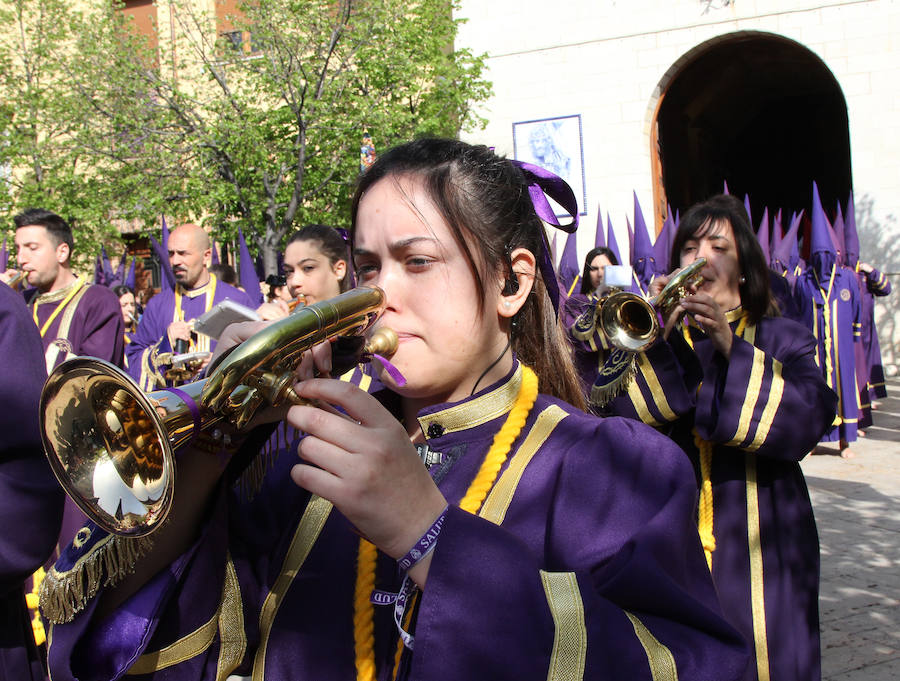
(512, 114), (586, 217)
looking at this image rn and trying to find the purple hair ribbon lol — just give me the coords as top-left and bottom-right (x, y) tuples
(509, 160), (580, 316)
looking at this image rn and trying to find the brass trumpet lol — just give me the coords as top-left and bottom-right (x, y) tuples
(5, 270), (28, 290)
(572, 258), (706, 353)
(39, 287), (397, 536)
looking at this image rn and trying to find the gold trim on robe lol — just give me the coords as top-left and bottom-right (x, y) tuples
(540, 570), (587, 681)
(625, 611), (678, 681)
(417, 365), (522, 436)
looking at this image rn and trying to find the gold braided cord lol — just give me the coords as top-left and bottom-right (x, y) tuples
(352, 364), (539, 680)
(353, 539), (379, 681)
(689, 312), (748, 572)
(694, 429), (716, 571)
(459, 365), (539, 515)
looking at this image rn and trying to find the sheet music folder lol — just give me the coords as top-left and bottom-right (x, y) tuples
(192, 299), (261, 340)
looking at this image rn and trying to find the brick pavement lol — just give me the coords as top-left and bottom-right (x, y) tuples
(801, 378), (900, 680)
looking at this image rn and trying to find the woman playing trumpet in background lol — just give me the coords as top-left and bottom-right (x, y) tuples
(604, 194), (837, 681)
(44, 140), (747, 680)
(257, 223), (352, 320)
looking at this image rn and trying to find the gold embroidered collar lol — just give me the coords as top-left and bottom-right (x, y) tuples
(417, 364), (522, 437)
(724, 306), (745, 323)
(178, 274), (215, 298)
(31, 276), (85, 305)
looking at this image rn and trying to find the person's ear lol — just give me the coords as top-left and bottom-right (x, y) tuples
(56, 242), (70, 265)
(497, 247), (535, 319)
(333, 259), (347, 281)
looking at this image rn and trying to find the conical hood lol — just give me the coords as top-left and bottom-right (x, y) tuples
(809, 183), (835, 257)
(832, 202), (846, 265)
(771, 209), (783, 265)
(788, 211), (802, 274)
(757, 208), (770, 265)
(124, 258), (136, 290)
(630, 192), (656, 286)
(809, 182), (836, 280)
(150, 235), (175, 290)
(653, 210), (675, 272)
(594, 203), (605, 248)
(844, 193), (860, 268)
(238, 228), (263, 305)
(606, 215), (622, 266)
(558, 230), (581, 295)
(744, 194), (753, 229)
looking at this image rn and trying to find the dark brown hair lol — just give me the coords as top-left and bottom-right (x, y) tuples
(350, 138), (585, 410)
(670, 194), (777, 324)
(287, 224), (351, 292)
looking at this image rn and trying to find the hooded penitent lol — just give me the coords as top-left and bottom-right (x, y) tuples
(630, 192), (656, 294)
(808, 182), (837, 283)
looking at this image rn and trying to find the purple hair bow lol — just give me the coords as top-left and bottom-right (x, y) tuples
(510, 160), (580, 315)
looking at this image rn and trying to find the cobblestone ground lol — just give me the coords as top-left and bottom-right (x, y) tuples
(801, 378), (900, 680)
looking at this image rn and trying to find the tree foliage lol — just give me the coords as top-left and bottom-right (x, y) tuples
(0, 0), (491, 274)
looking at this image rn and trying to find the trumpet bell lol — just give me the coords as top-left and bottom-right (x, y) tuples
(40, 358), (175, 536)
(598, 291), (659, 353)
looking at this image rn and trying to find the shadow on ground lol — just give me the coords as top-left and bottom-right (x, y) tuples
(805, 474), (900, 679)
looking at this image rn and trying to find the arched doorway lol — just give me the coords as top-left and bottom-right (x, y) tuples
(650, 32), (851, 231)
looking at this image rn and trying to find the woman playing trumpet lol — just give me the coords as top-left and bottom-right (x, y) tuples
(604, 194), (837, 681)
(257, 224), (351, 320)
(45, 140), (747, 681)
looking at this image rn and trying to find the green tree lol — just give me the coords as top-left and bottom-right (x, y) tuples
(0, 0), (125, 270)
(55, 0), (491, 274)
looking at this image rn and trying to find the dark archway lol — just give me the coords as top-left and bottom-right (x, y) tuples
(653, 32), (851, 228)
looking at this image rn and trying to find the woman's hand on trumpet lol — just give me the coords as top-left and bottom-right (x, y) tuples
(286, 377), (448, 588)
(203, 320), (336, 425)
(653, 269), (733, 358)
(649, 272), (686, 340)
(680, 292), (733, 358)
(256, 300), (291, 321)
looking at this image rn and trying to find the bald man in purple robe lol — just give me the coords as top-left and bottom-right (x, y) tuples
(127, 223), (255, 389)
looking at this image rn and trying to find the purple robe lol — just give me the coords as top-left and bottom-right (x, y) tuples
(126, 274), (254, 389)
(794, 264), (862, 444)
(768, 269), (799, 322)
(605, 310), (837, 681)
(25, 278), (125, 374)
(856, 268), (891, 406)
(47, 363), (749, 680)
(0, 284), (64, 681)
(26, 278), (124, 555)
(563, 292), (613, 402)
